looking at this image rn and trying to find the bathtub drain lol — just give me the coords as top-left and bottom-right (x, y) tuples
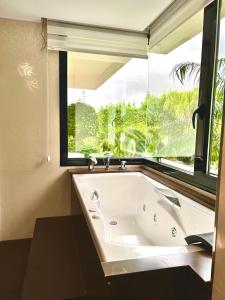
(109, 221), (117, 225)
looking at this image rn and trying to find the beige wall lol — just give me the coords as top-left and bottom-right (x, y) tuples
(0, 18), (71, 241)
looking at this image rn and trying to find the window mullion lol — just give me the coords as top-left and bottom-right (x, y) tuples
(59, 51), (68, 166)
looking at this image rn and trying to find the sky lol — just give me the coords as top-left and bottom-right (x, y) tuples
(68, 18), (225, 111)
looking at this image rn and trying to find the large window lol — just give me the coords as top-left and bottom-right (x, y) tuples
(60, 0), (223, 194)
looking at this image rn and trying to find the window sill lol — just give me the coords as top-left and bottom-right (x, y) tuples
(143, 158), (217, 194)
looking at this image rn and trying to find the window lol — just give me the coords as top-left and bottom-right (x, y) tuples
(60, 0), (222, 194)
(66, 53), (149, 160)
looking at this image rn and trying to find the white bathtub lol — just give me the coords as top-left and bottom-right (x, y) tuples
(72, 172), (214, 262)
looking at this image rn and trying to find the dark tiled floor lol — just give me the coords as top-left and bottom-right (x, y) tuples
(0, 239), (31, 300)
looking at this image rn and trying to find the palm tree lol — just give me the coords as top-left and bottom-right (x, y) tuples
(171, 58), (225, 92)
(171, 58), (225, 171)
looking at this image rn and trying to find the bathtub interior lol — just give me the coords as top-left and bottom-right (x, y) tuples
(73, 172), (215, 261)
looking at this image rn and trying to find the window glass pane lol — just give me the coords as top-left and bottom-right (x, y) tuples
(209, 1), (225, 175)
(67, 53), (148, 158)
(145, 13), (203, 173)
(67, 11), (203, 172)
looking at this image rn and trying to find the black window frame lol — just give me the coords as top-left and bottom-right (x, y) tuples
(59, 0), (222, 195)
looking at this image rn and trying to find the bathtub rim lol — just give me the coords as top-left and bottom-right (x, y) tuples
(69, 164), (215, 211)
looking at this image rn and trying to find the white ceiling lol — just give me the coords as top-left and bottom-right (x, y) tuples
(0, 0), (174, 31)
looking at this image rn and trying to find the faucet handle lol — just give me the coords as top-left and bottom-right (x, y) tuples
(88, 156), (97, 171)
(89, 156), (97, 164)
(119, 160), (127, 170)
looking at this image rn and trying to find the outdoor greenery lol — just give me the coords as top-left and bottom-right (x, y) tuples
(68, 90), (198, 161)
(67, 58), (224, 172)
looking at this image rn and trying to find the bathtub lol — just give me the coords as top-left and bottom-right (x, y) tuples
(72, 172), (214, 263)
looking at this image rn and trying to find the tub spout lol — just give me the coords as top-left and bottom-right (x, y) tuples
(156, 188), (181, 208)
(103, 153), (112, 170)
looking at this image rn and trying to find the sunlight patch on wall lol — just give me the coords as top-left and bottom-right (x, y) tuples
(18, 62), (39, 91)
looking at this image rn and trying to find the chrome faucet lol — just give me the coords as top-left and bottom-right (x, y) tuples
(88, 156), (97, 171)
(119, 160), (127, 170)
(103, 153), (111, 170)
